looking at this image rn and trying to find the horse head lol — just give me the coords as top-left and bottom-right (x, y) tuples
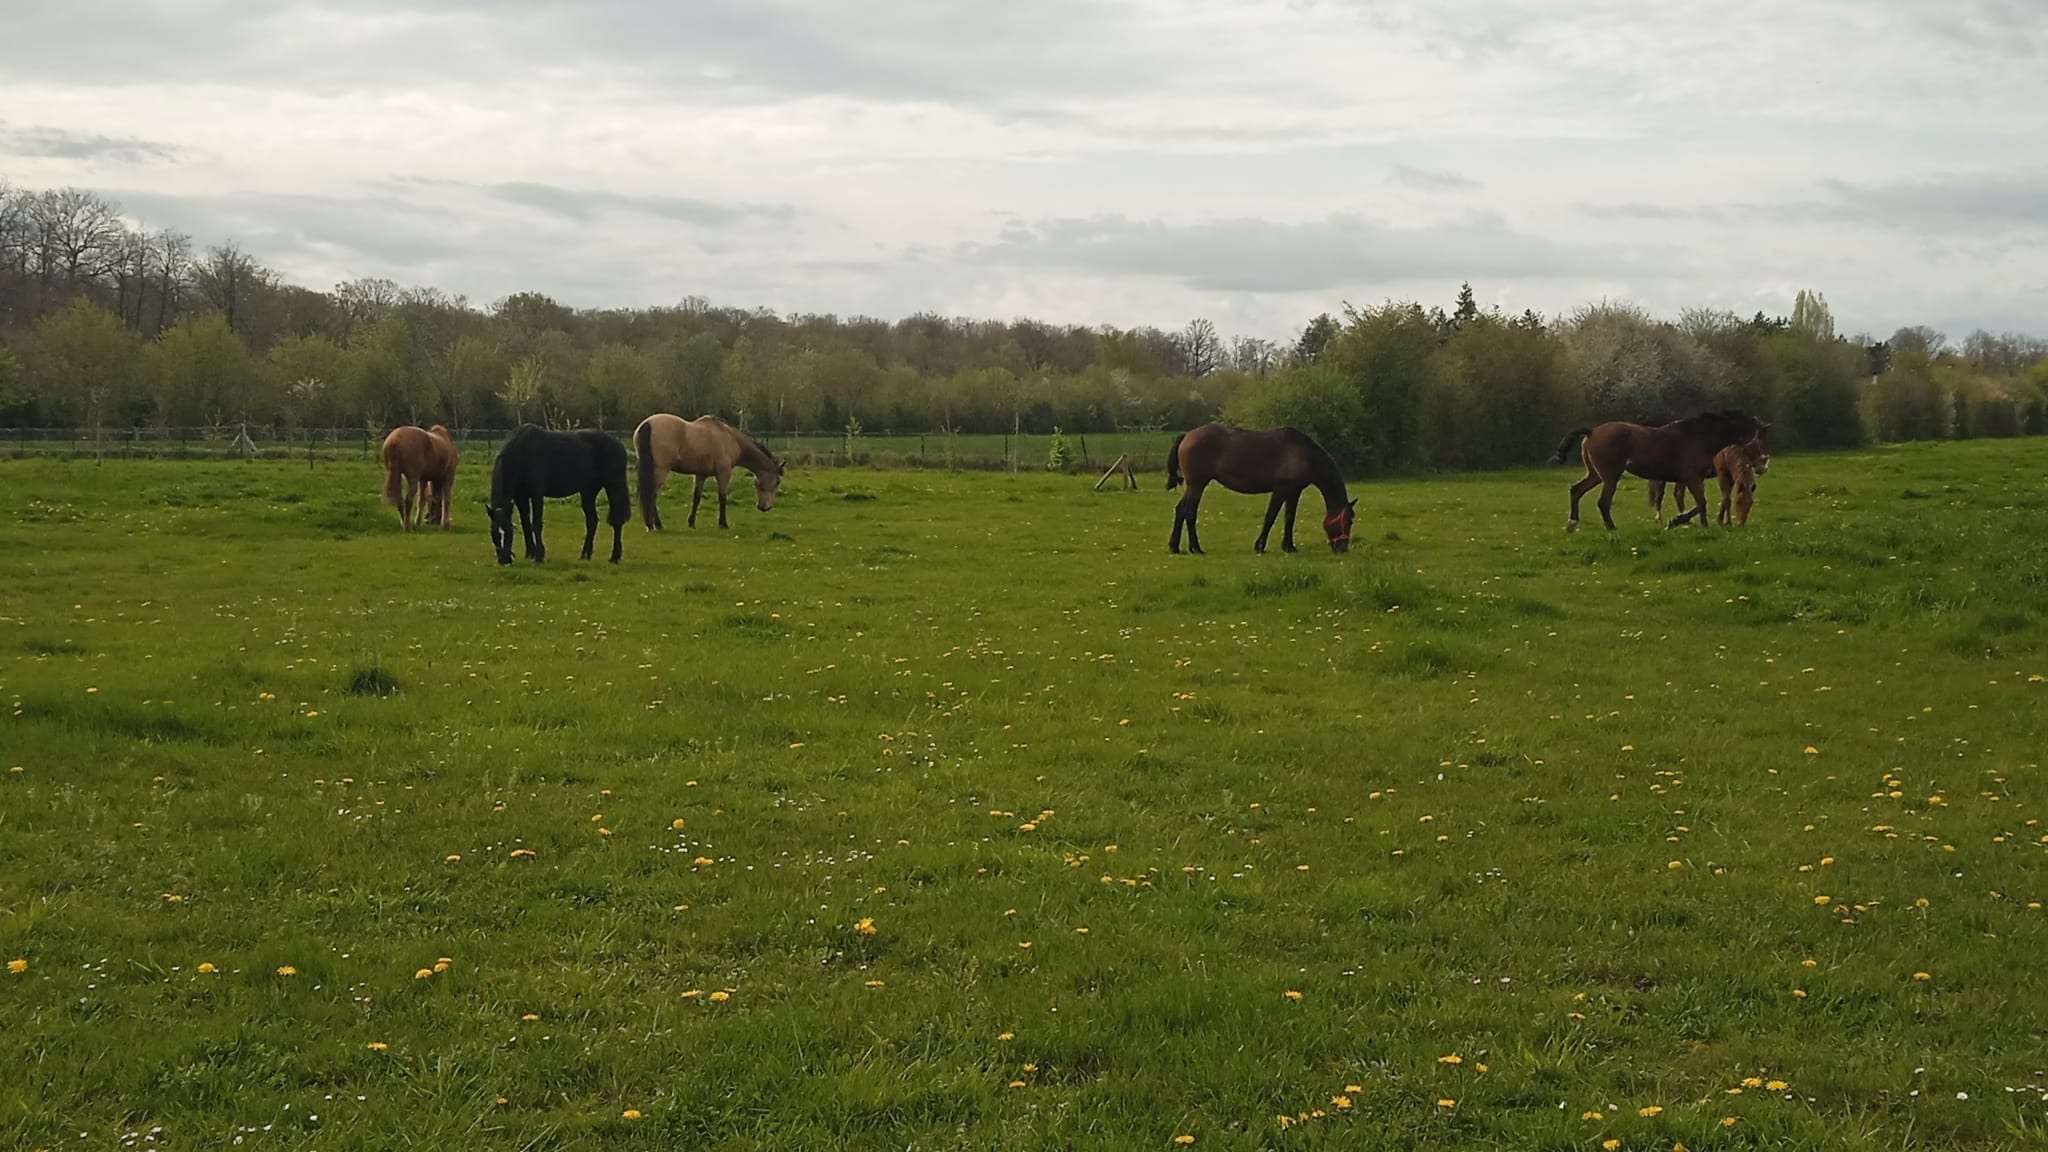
(486, 502), (516, 565)
(1322, 499), (1357, 554)
(754, 456), (785, 512)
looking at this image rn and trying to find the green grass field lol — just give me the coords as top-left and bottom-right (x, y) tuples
(3, 439), (2046, 1151)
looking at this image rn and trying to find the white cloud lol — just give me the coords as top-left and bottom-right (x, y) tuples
(2, 0), (2043, 339)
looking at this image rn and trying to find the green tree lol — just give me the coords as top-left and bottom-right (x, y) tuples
(584, 342), (657, 429)
(659, 332), (730, 417)
(144, 311), (259, 427)
(267, 334), (348, 439)
(0, 341), (27, 424)
(1293, 313), (1338, 365)
(29, 298), (137, 460)
(501, 355), (545, 425)
(440, 332), (502, 432)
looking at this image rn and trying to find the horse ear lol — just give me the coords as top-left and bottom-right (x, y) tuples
(1347, 499), (1357, 509)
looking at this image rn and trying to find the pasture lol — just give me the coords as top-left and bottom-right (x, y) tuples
(3, 439), (2046, 1151)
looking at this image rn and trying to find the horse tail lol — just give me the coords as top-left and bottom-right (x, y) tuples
(634, 419), (659, 529)
(1553, 427), (1592, 465)
(379, 436), (402, 507)
(1166, 433), (1186, 489)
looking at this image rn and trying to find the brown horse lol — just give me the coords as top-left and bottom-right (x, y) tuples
(1646, 439), (1770, 525)
(632, 413), (784, 530)
(1166, 424), (1356, 554)
(1554, 410), (1767, 532)
(379, 424), (458, 531)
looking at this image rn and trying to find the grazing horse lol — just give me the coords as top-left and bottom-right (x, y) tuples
(633, 412), (784, 530)
(485, 424), (631, 565)
(1166, 424), (1356, 555)
(379, 424), (458, 531)
(1646, 439), (1771, 526)
(1554, 410), (1768, 532)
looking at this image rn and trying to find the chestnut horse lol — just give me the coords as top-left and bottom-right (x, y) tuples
(379, 424), (458, 531)
(1554, 410), (1768, 531)
(1166, 424), (1356, 555)
(1646, 439), (1771, 526)
(633, 413), (784, 530)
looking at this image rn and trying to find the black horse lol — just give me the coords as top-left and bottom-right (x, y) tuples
(486, 425), (631, 565)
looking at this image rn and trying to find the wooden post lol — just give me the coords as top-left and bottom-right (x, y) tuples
(1122, 454), (1137, 489)
(1095, 453), (1129, 491)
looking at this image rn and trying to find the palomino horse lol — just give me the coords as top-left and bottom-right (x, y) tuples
(633, 413), (784, 530)
(1166, 424), (1356, 554)
(379, 424), (458, 531)
(485, 425), (631, 565)
(1554, 410), (1768, 531)
(1646, 438), (1771, 526)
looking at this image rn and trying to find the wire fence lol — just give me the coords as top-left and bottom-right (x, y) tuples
(1, 425), (1181, 474)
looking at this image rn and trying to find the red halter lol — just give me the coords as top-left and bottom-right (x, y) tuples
(1323, 509), (1352, 543)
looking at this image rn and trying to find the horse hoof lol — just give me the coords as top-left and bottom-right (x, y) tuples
(1564, 520), (1578, 533)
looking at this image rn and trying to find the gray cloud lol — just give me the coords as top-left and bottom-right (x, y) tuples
(0, 122), (185, 163)
(1581, 170), (2048, 233)
(476, 181), (795, 227)
(1387, 164), (1479, 192)
(108, 189), (471, 268)
(962, 212), (1662, 294)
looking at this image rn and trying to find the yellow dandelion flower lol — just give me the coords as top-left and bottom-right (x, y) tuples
(1437, 1098), (1457, 1108)
(672, 818), (686, 829)
(1913, 971), (1931, 981)
(414, 968), (434, 980)
(1174, 1137), (1195, 1146)
(1667, 860), (1683, 869)
(444, 854), (461, 863)
(1582, 1111), (1603, 1121)
(1284, 989), (1303, 1001)
(1813, 895), (1830, 905)
(1741, 1077), (1763, 1088)
(865, 979), (884, 988)
(998, 1031), (1015, 1041)
(8, 958), (28, 974)
(276, 965), (297, 976)
(1639, 1105), (1663, 1117)
(1332, 1094), (1352, 1109)
(855, 917), (876, 935)
(673, 904), (690, 911)
(1765, 1080), (1788, 1092)
(163, 893), (183, 903)
(693, 856), (715, 867)
(708, 990), (730, 1002)
(1720, 1117), (1737, 1127)
(1476, 1062), (1489, 1073)
(1009, 1079), (1026, 1088)
(621, 1109), (641, 1120)
(681, 989), (701, 998)
(1075, 927), (1089, 934)
(197, 962), (216, 974)
(1438, 1054), (1463, 1065)
(1804, 745), (1818, 754)
(1022, 1062), (1038, 1073)
(1802, 958), (1817, 967)
(1603, 1141), (1620, 1152)
(367, 1041), (388, 1051)
(1346, 1084), (1362, 1094)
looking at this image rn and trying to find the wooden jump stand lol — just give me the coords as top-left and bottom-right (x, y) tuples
(1094, 453), (1138, 491)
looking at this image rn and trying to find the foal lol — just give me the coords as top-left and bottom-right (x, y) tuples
(1647, 439), (1770, 525)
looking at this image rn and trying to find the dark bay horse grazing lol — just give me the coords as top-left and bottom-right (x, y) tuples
(1555, 410), (1768, 532)
(633, 413), (784, 530)
(1647, 438), (1771, 526)
(379, 424), (458, 531)
(486, 425), (631, 565)
(1166, 424), (1356, 554)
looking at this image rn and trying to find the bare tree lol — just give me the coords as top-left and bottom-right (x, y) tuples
(196, 241), (264, 334)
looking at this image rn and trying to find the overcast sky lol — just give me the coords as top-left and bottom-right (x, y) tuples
(3, 0), (2044, 341)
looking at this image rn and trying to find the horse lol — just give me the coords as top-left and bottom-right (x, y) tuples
(1166, 424), (1356, 555)
(1554, 410), (1769, 532)
(378, 424), (458, 531)
(1646, 438), (1770, 526)
(632, 413), (784, 530)
(485, 424), (631, 565)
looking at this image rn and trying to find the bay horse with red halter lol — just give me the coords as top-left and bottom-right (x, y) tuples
(379, 423), (458, 531)
(1646, 438), (1771, 526)
(1554, 410), (1768, 532)
(1166, 424), (1356, 555)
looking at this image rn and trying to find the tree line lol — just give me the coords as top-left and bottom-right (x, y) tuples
(4, 179), (2045, 473)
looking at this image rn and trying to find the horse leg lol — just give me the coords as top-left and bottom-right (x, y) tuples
(1567, 470), (1600, 532)
(1169, 498), (1187, 553)
(1647, 480), (1664, 523)
(687, 474), (705, 528)
(1254, 492), (1285, 554)
(715, 470), (731, 529)
(1717, 474), (1734, 525)
(1182, 479), (1210, 554)
(401, 476), (418, 532)
(580, 492), (599, 560)
(527, 497), (546, 562)
(1596, 476), (1620, 531)
(1280, 490), (1301, 552)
